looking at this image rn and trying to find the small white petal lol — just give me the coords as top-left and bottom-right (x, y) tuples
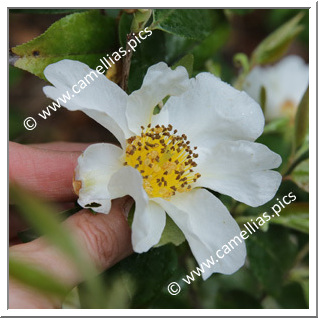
(153, 188), (246, 280)
(243, 55), (309, 120)
(75, 143), (123, 213)
(108, 166), (166, 252)
(196, 140), (282, 207)
(126, 62), (190, 134)
(43, 59), (130, 148)
(155, 72), (264, 149)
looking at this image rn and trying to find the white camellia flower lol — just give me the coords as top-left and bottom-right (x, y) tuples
(242, 55), (309, 121)
(43, 60), (282, 280)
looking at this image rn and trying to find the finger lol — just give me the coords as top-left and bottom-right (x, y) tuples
(9, 142), (88, 202)
(30, 142), (92, 152)
(9, 196), (134, 309)
(9, 202), (76, 244)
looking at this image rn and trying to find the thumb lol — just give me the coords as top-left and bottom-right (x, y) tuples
(9, 197), (134, 309)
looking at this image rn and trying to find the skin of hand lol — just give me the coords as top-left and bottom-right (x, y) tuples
(9, 141), (134, 309)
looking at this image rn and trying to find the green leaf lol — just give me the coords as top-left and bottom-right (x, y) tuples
(115, 244), (178, 308)
(156, 214), (185, 247)
(246, 225), (298, 296)
(251, 12), (304, 65)
(11, 10), (117, 79)
(271, 202), (309, 233)
(263, 117), (289, 134)
(9, 257), (68, 296)
(294, 86), (309, 150)
(171, 53), (194, 77)
(152, 9), (213, 40)
(275, 282), (308, 308)
(128, 30), (166, 92)
(289, 159), (309, 193)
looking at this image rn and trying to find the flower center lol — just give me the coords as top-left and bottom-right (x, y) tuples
(124, 124), (201, 199)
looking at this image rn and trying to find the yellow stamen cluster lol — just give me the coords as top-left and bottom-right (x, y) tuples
(124, 124), (201, 199)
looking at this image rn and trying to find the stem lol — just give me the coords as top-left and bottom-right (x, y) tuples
(282, 149), (309, 177)
(120, 33), (134, 92)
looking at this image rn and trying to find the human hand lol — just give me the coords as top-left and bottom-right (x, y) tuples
(9, 142), (134, 308)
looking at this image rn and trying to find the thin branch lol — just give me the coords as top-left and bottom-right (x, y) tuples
(119, 33), (134, 92)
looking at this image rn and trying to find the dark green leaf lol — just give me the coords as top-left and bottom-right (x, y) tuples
(107, 244), (178, 308)
(246, 225), (298, 296)
(294, 86), (309, 150)
(275, 282), (308, 308)
(11, 10), (117, 79)
(215, 290), (262, 309)
(128, 30), (165, 92)
(152, 9), (213, 40)
(251, 12), (304, 65)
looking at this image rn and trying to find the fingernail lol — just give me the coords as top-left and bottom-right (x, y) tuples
(122, 196), (134, 219)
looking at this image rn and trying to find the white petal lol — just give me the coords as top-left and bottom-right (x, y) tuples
(243, 55), (309, 120)
(153, 188), (246, 279)
(75, 143), (123, 213)
(154, 72), (264, 149)
(126, 62), (190, 134)
(196, 140), (282, 207)
(108, 166), (166, 252)
(43, 59), (130, 148)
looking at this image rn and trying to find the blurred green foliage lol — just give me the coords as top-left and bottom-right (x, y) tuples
(9, 8), (309, 309)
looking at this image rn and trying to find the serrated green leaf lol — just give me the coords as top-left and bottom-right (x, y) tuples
(246, 225), (298, 296)
(251, 12), (304, 65)
(294, 86), (309, 150)
(171, 53), (194, 77)
(152, 9), (213, 40)
(116, 245), (178, 308)
(9, 257), (68, 296)
(11, 10), (117, 80)
(290, 159), (309, 193)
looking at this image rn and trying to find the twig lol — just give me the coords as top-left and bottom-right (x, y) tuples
(120, 33), (134, 92)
